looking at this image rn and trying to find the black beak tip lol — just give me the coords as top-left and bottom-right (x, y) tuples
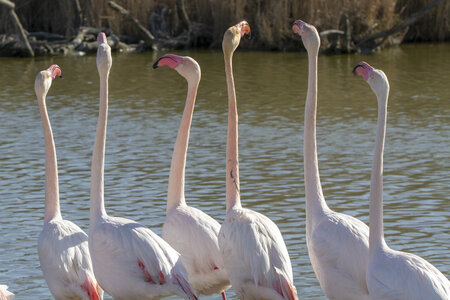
(352, 64), (361, 76)
(152, 57), (163, 69)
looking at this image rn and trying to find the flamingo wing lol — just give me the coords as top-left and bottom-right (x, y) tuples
(89, 216), (197, 299)
(38, 219), (102, 299)
(163, 205), (230, 295)
(132, 220), (199, 299)
(308, 212), (369, 299)
(368, 249), (450, 300)
(163, 206), (223, 273)
(219, 208), (297, 300)
(0, 285), (14, 300)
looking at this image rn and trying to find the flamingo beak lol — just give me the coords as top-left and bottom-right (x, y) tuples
(98, 32), (107, 45)
(236, 21), (251, 39)
(292, 20), (305, 35)
(47, 64), (62, 79)
(153, 54), (184, 69)
(353, 61), (373, 81)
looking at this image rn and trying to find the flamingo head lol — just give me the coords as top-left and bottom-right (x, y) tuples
(34, 64), (62, 99)
(153, 54), (201, 84)
(353, 61), (390, 99)
(96, 32), (112, 77)
(222, 20), (251, 56)
(292, 19), (320, 53)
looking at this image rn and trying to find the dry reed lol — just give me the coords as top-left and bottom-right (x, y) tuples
(0, 0), (448, 49)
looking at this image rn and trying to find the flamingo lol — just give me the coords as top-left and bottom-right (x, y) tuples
(217, 21), (298, 300)
(292, 19), (370, 299)
(35, 64), (103, 300)
(88, 32), (197, 300)
(153, 54), (231, 299)
(354, 61), (450, 299)
(0, 285), (14, 300)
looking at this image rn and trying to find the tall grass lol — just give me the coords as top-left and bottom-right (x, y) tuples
(396, 0), (449, 41)
(1, 0), (448, 49)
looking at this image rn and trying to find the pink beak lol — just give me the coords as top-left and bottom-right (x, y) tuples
(98, 32), (107, 45)
(235, 21), (251, 38)
(46, 64), (62, 79)
(153, 54), (183, 69)
(292, 19), (305, 35)
(353, 61), (373, 81)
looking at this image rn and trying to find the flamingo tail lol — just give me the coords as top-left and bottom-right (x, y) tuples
(81, 275), (101, 300)
(274, 267), (298, 300)
(173, 273), (198, 300)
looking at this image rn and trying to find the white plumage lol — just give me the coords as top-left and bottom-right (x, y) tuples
(219, 208), (297, 300)
(153, 54), (230, 298)
(0, 285), (14, 300)
(88, 33), (197, 300)
(354, 61), (450, 300)
(306, 211), (370, 299)
(89, 216), (197, 299)
(163, 205), (229, 295)
(367, 246), (450, 299)
(35, 65), (102, 300)
(38, 220), (100, 300)
(219, 22), (298, 300)
(292, 19), (370, 300)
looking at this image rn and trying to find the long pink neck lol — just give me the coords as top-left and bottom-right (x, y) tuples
(369, 90), (389, 252)
(38, 93), (62, 222)
(224, 51), (241, 212)
(304, 49), (328, 219)
(166, 80), (199, 212)
(90, 75), (108, 221)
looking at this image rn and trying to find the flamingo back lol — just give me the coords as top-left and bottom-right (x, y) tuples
(38, 219), (102, 299)
(218, 208), (297, 300)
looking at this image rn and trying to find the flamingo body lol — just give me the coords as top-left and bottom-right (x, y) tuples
(0, 285), (14, 300)
(219, 208), (297, 300)
(89, 216), (196, 300)
(39, 220), (101, 300)
(163, 205), (229, 295)
(367, 246), (450, 300)
(154, 54), (230, 297)
(292, 19), (370, 300)
(35, 65), (102, 300)
(219, 21), (298, 300)
(307, 211), (369, 299)
(89, 33), (197, 300)
(354, 61), (450, 300)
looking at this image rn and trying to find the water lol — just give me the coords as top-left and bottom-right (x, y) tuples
(0, 43), (449, 299)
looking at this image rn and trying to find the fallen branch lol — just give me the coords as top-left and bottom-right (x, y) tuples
(320, 30), (345, 37)
(356, 0), (442, 50)
(29, 32), (66, 41)
(108, 0), (158, 50)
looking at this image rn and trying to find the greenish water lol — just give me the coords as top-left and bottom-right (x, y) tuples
(0, 43), (449, 299)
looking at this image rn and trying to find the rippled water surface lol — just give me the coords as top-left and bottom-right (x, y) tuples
(0, 43), (449, 299)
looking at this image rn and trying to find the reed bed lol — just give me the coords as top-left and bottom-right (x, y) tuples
(1, 0), (448, 50)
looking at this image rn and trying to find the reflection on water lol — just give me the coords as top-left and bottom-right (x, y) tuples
(0, 43), (449, 299)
